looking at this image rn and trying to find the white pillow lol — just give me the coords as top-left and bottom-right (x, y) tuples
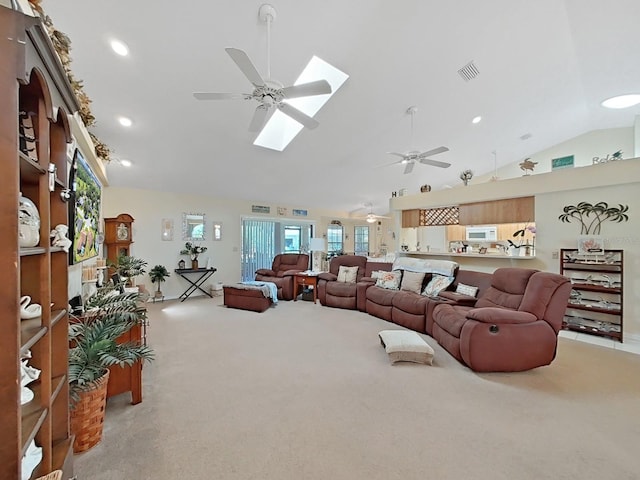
(375, 270), (402, 290)
(337, 265), (359, 283)
(400, 271), (426, 294)
(455, 282), (479, 297)
(371, 270), (387, 280)
(422, 274), (454, 296)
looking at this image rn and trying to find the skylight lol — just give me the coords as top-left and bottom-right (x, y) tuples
(253, 56), (348, 151)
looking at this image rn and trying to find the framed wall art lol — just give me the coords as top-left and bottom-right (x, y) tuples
(69, 148), (102, 264)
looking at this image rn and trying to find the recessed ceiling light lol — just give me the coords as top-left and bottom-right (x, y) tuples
(119, 159), (132, 167)
(472, 116), (482, 124)
(601, 94), (640, 109)
(118, 116), (133, 127)
(110, 39), (129, 56)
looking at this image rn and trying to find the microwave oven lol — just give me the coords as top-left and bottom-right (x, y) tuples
(466, 226), (498, 241)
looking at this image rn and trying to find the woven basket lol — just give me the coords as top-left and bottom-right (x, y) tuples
(35, 471), (62, 480)
(70, 369), (110, 453)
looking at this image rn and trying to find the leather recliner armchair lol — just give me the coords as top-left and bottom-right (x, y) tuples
(317, 255), (368, 309)
(432, 267), (571, 372)
(255, 253), (309, 300)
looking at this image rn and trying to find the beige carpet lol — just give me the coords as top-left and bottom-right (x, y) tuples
(73, 296), (640, 479)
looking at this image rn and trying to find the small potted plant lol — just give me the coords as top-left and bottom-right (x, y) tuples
(69, 287), (154, 452)
(149, 264), (170, 300)
(180, 242), (208, 269)
(110, 255), (148, 287)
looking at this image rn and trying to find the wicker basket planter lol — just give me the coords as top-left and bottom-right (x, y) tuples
(70, 370), (110, 453)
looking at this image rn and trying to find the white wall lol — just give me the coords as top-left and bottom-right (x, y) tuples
(102, 187), (391, 299)
(474, 127), (634, 184)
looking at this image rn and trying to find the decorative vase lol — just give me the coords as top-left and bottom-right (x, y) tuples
(192, 258), (199, 269)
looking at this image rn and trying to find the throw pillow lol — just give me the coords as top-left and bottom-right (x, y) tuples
(400, 271), (426, 294)
(456, 282), (479, 297)
(422, 274), (455, 297)
(371, 270), (387, 280)
(337, 265), (359, 283)
(375, 270), (402, 290)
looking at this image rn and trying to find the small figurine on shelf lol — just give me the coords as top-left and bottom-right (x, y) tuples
(20, 358), (40, 404)
(50, 224), (72, 252)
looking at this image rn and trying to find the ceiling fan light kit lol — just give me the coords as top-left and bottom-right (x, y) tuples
(193, 3), (332, 134)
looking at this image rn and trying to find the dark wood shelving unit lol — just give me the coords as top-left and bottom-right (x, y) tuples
(560, 248), (624, 342)
(1, 5), (79, 479)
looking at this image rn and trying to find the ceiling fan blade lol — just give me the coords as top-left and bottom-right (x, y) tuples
(403, 161), (415, 174)
(374, 159), (402, 169)
(282, 80), (332, 99)
(418, 158), (451, 168)
(193, 92), (248, 100)
(418, 146), (449, 158)
(225, 47), (265, 87)
(248, 105), (271, 132)
(387, 152), (408, 159)
(278, 103), (319, 129)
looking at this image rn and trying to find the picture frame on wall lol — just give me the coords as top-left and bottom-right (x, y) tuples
(68, 149), (102, 264)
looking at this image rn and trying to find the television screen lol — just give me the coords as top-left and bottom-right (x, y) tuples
(69, 148), (101, 264)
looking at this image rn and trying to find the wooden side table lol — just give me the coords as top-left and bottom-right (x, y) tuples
(293, 273), (319, 303)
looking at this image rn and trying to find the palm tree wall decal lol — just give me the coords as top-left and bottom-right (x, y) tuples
(558, 202), (629, 234)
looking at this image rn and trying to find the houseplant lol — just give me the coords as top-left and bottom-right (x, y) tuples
(68, 287), (154, 452)
(149, 264), (170, 299)
(180, 242), (207, 269)
(111, 254), (148, 286)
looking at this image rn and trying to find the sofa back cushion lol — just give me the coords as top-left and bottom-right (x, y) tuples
(475, 268), (538, 310)
(451, 270), (493, 298)
(364, 261), (393, 277)
(272, 253), (309, 275)
(329, 255), (368, 282)
(519, 271), (571, 331)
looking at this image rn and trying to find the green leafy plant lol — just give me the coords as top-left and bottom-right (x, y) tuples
(68, 288), (154, 405)
(109, 255), (148, 286)
(180, 242), (207, 260)
(558, 202), (629, 234)
(149, 264), (170, 295)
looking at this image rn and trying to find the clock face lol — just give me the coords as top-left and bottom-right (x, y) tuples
(116, 223), (129, 241)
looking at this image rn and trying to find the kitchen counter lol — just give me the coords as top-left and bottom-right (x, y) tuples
(401, 251), (536, 260)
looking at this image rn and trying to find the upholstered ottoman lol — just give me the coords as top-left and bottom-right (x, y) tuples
(378, 330), (434, 365)
(223, 284), (274, 313)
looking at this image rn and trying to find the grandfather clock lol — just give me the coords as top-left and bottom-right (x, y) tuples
(102, 213), (144, 404)
(104, 213), (134, 271)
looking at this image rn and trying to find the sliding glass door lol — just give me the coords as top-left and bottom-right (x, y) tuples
(241, 218), (313, 280)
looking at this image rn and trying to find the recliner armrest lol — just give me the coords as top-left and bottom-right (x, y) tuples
(358, 276), (376, 284)
(437, 291), (477, 306)
(282, 269), (304, 277)
(256, 269), (276, 276)
(318, 272), (337, 281)
(466, 307), (538, 324)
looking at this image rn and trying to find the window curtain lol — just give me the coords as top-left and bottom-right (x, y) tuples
(241, 219), (276, 281)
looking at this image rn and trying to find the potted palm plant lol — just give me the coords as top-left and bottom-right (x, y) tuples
(68, 287), (154, 453)
(111, 254), (148, 286)
(149, 264), (170, 300)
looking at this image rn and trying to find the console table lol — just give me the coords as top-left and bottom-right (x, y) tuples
(174, 267), (217, 302)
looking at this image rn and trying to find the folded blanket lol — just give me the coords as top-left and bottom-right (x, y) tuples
(392, 257), (458, 277)
(237, 281), (278, 304)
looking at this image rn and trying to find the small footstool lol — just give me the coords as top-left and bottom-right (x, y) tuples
(223, 284), (273, 313)
(378, 330), (434, 365)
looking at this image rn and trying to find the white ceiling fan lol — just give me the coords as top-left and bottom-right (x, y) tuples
(352, 203), (391, 223)
(381, 106), (451, 174)
(193, 4), (332, 132)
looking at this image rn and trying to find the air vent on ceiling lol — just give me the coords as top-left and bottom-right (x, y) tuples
(458, 61), (479, 82)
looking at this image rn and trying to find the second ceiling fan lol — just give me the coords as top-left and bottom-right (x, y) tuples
(193, 4), (331, 132)
(384, 106), (451, 174)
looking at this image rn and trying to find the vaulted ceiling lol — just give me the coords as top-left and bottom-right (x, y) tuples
(43, 0), (640, 216)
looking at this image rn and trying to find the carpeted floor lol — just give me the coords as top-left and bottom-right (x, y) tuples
(73, 296), (640, 479)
